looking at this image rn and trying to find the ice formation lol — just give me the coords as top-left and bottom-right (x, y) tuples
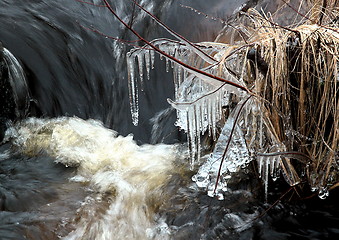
(126, 36), (303, 200)
(127, 40), (247, 165)
(126, 38), (286, 199)
(192, 98), (251, 199)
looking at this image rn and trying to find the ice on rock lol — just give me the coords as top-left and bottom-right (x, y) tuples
(318, 187), (329, 199)
(126, 38), (253, 199)
(191, 168), (209, 188)
(192, 101), (250, 199)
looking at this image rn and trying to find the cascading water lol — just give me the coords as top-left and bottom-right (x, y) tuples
(0, 45), (30, 119)
(0, 43), (30, 142)
(4, 117), (178, 239)
(0, 1), (338, 240)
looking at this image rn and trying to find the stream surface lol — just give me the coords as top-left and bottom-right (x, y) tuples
(0, 1), (338, 239)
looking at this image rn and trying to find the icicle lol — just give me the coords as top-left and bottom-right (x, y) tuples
(127, 39), (249, 184)
(264, 157), (269, 201)
(173, 65), (183, 96)
(257, 156), (264, 178)
(136, 53), (144, 89)
(168, 46), (245, 90)
(192, 100), (250, 199)
(206, 97), (212, 137)
(256, 154), (270, 201)
(259, 111), (264, 148)
(126, 52), (139, 126)
(150, 49), (155, 69)
(196, 101), (201, 133)
(211, 95), (217, 140)
(199, 100), (205, 133)
(144, 50), (151, 80)
(269, 156), (276, 176)
(188, 108), (197, 168)
(171, 47), (177, 68)
(270, 156), (280, 181)
(191, 105), (199, 166)
(217, 89), (223, 119)
(177, 66), (183, 85)
(165, 57), (170, 72)
(196, 122), (201, 164)
(172, 65), (178, 95)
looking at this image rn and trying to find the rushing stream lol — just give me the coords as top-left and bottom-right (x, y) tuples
(0, 0), (338, 239)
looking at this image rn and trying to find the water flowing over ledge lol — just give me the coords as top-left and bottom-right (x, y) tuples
(4, 117), (180, 239)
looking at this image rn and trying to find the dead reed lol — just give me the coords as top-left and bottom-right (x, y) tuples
(93, 0), (338, 199)
(214, 0), (338, 196)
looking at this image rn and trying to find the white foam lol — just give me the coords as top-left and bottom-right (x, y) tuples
(7, 117), (178, 239)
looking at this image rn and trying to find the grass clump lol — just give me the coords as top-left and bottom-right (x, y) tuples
(214, 0), (338, 197)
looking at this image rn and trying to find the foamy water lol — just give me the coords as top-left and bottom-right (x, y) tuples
(5, 117), (180, 239)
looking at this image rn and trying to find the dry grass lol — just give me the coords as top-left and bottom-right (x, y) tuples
(214, 1), (338, 194)
(121, 0), (338, 198)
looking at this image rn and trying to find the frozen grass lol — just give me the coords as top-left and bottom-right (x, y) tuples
(211, 0), (338, 197)
(99, 0), (338, 198)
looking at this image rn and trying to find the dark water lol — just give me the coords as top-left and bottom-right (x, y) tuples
(0, 0), (240, 143)
(0, 0), (338, 239)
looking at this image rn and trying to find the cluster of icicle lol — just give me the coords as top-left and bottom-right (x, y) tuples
(126, 39), (292, 200)
(127, 39), (244, 163)
(192, 97), (295, 200)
